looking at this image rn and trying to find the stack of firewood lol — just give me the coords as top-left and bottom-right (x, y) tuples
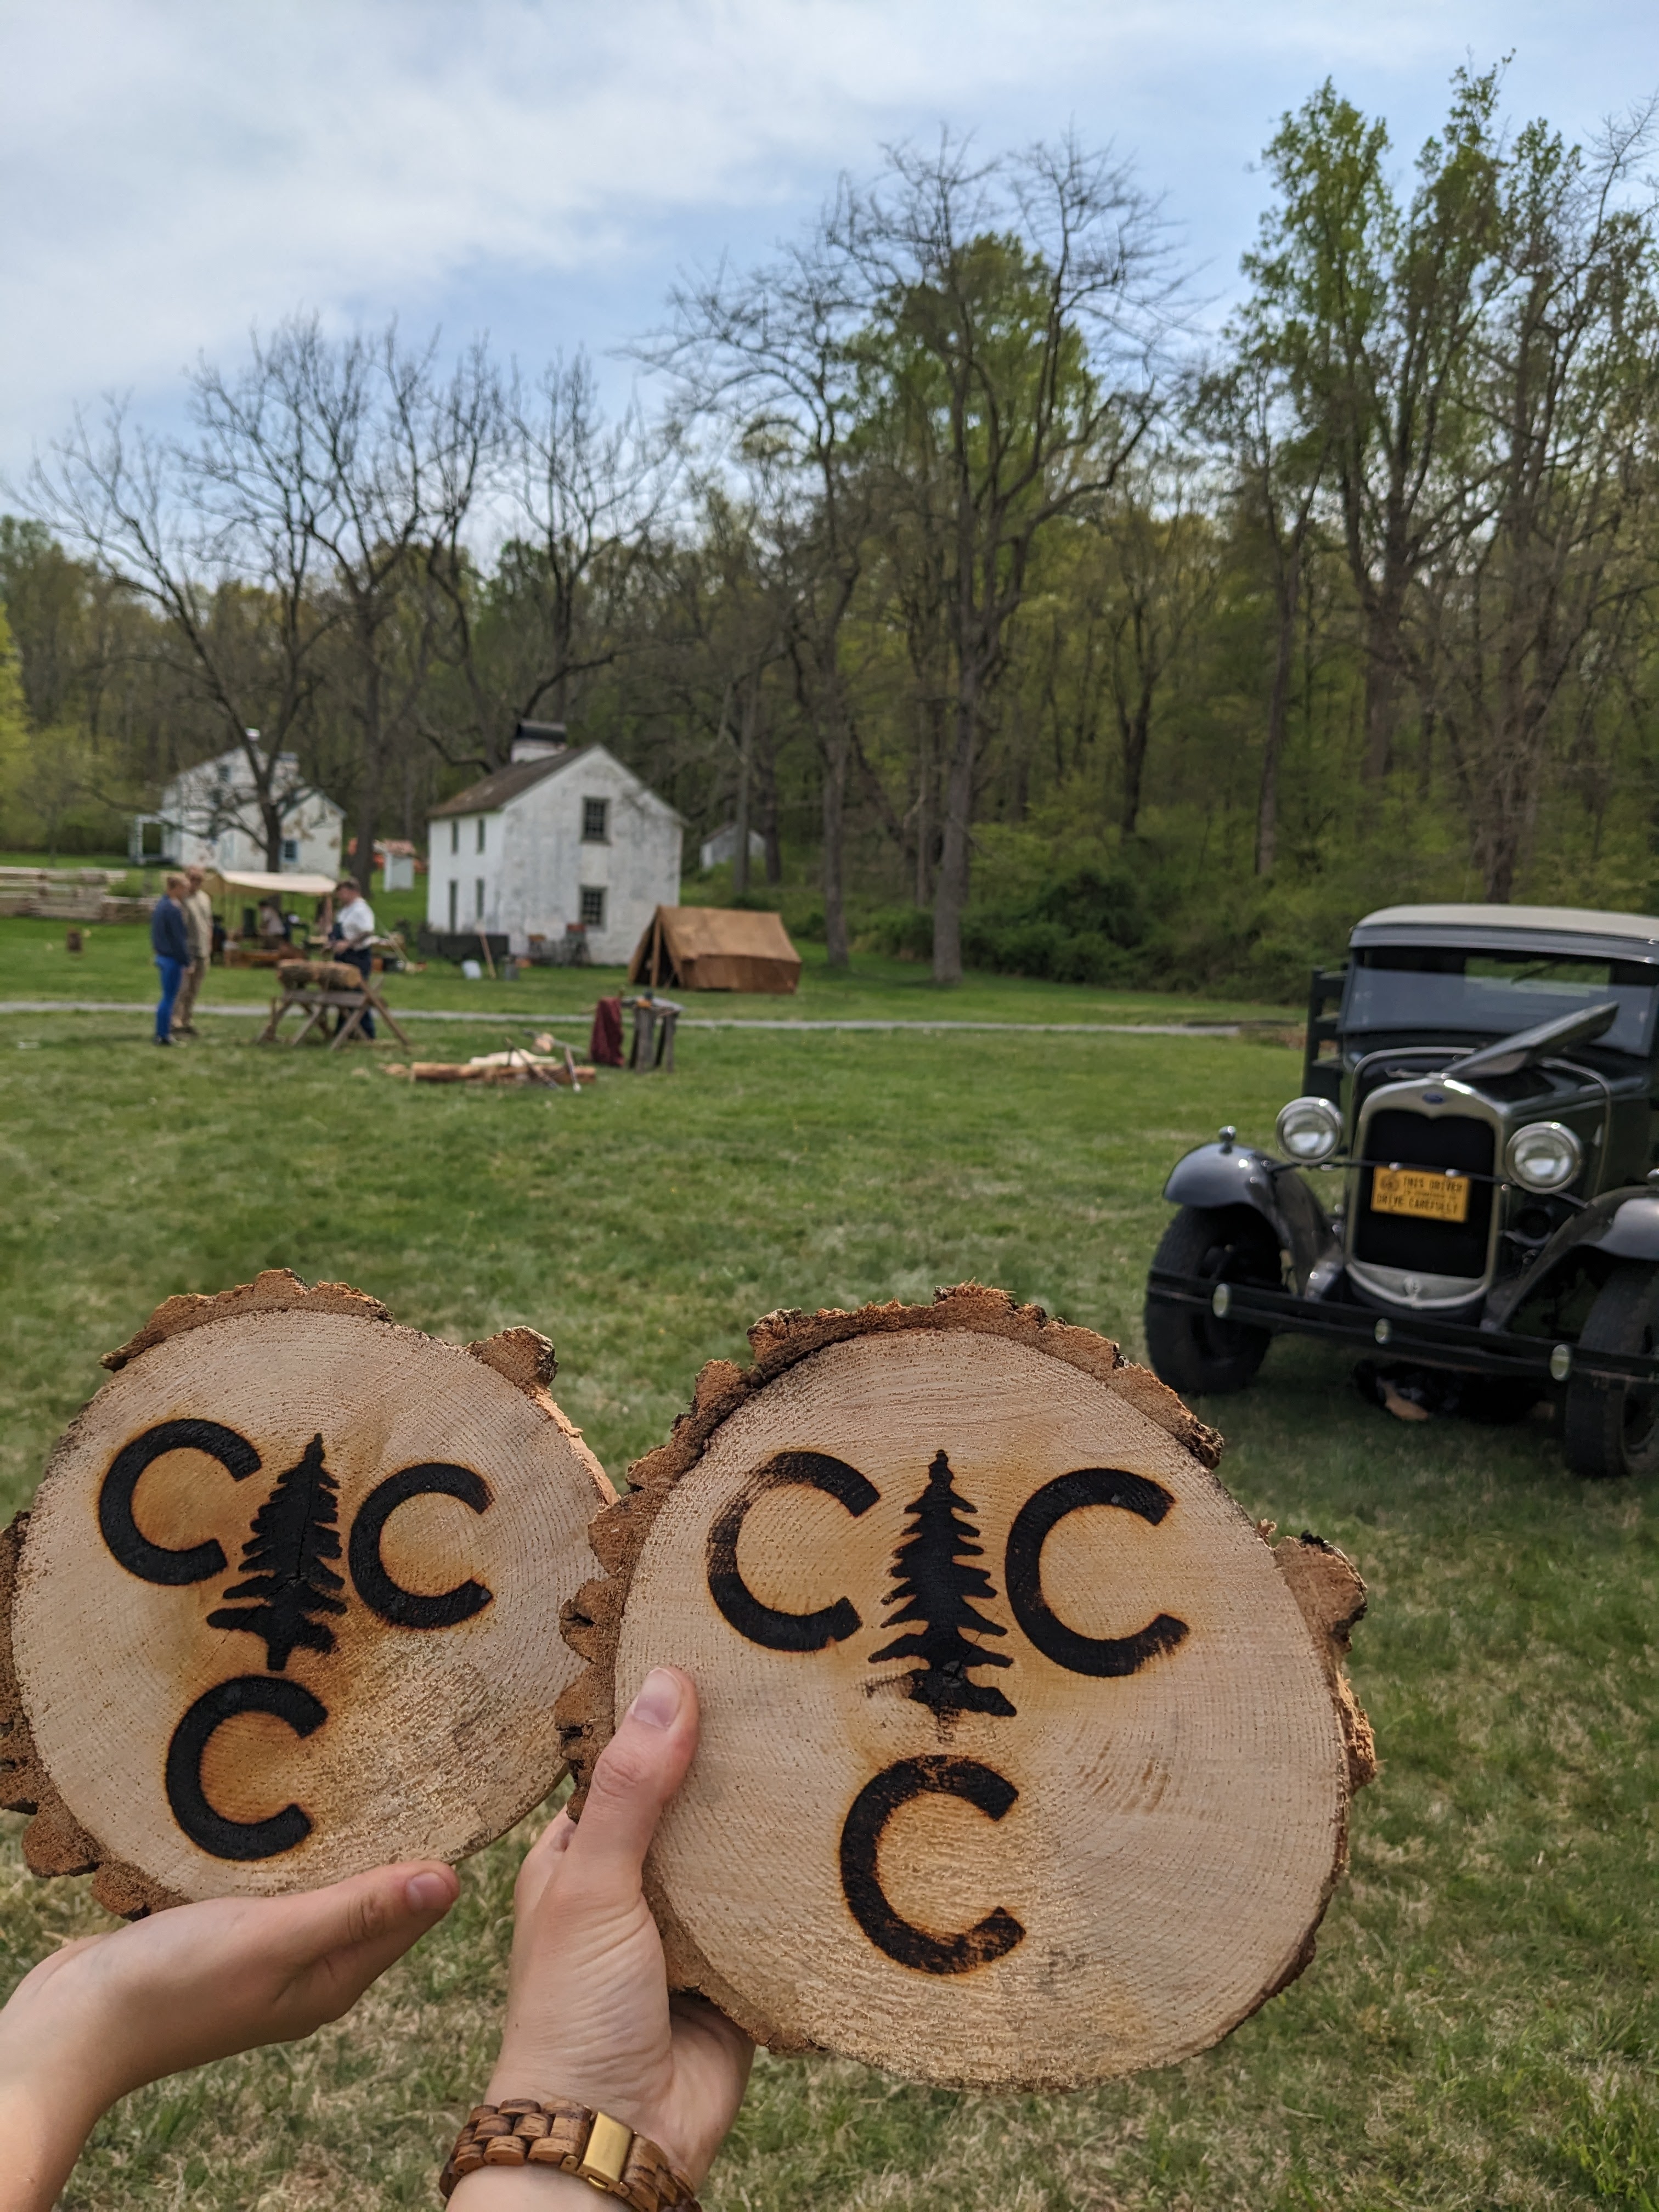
(383, 1047), (596, 1088)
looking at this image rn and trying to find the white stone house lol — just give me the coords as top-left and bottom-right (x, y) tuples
(157, 746), (343, 876)
(426, 731), (682, 962)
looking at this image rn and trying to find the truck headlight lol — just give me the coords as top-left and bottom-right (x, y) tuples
(1275, 1096), (1343, 1163)
(1505, 1121), (1582, 1193)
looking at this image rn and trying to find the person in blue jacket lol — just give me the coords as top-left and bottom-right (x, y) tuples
(150, 874), (190, 1045)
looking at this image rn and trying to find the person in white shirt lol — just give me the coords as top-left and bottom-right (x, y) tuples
(331, 876), (377, 1039)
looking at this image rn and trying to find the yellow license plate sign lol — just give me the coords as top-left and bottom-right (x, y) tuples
(1370, 1167), (1471, 1223)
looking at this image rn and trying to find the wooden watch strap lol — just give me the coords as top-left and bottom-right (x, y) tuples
(439, 2098), (701, 2210)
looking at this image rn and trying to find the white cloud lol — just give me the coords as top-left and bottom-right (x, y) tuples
(2, 0), (1652, 481)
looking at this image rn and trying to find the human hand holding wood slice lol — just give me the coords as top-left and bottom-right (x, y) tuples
(1, 1271), (613, 1915)
(557, 1285), (1375, 2091)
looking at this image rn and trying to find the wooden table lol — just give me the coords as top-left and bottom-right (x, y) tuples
(255, 984), (411, 1051)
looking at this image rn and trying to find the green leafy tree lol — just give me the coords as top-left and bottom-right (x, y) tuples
(0, 605), (29, 845)
(1424, 104), (1659, 898)
(1243, 67), (1505, 783)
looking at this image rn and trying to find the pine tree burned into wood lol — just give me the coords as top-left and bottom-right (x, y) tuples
(207, 1434), (347, 1671)
(557, 1286), (1377, 2091)
(1, 1274), (616, 1908)
(870, 1449), (1015, 1718)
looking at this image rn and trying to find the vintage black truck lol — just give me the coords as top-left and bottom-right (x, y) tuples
(1143, 904), (1659, 1478)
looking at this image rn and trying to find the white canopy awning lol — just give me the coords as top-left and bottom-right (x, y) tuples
(202, 868), (339, 899)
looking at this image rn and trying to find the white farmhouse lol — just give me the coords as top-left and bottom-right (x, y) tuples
(157, 746), (343, 876)
(426, 728), (682, 962)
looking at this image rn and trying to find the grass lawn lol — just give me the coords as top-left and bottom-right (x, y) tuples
(0, 957), (1653, 2210)
(0, 913), (1298, 1029)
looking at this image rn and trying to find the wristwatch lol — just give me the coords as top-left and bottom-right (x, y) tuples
(440, 2097), (700, 2209)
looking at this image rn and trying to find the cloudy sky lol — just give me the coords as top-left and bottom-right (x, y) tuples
(4, 0), (1657, 487)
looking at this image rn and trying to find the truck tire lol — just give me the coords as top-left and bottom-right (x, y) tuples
(1144, 1204), (1279, 1398)
(1562, 1261), (1659, 1480)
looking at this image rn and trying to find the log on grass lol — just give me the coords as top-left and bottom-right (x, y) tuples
(1, 1271), (612, 1914)
(557, 1284), (1374, 2091)
(280, 960), (365, 993)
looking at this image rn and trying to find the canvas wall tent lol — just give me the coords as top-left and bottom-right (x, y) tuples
(200, 868), (338, 902)
(628, 906), (802, 994)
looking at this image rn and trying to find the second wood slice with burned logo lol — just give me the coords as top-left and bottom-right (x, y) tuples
(1, 1272), (613, 1914)
(559, 1285), (1375, 2091)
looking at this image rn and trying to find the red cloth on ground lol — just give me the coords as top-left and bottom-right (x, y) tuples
(589, 996), (625, 1067)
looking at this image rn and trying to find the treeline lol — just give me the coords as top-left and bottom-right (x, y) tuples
(5, 69), (1659, 996)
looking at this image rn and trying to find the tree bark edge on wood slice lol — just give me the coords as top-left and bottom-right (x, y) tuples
(556, 1282), (1374, 2089)
(101, 1269), (394, 1374)
(4, 1274), (611, 1915)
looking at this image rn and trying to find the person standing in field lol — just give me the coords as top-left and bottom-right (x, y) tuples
(173, 866), (213, 1037)
(333, 874), (376, 1040)
(150, 875), (190, 1047)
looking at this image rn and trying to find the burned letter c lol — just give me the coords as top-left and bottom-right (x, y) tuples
(1005, 1467), (1189, 1678)
(839, 1755), (1025, 1974)
(165, 1675), (326, 1862)
(99, 1420), (263, 1586)
(707, 1451), (879, 1652)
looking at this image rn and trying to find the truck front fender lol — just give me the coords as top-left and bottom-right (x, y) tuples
(1589, 1192), (1659, 1260)
(1162, 1142), (1332, 1291)
(1486, 1184), (1659, 1328)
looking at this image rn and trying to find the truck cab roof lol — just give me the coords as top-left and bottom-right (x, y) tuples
(1352, 904), (1659, 968)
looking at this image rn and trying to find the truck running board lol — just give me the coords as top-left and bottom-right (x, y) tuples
(1145, 1270), (1659, 1389)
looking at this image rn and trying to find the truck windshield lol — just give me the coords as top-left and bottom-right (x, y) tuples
(1345, 947), (1659, 1056)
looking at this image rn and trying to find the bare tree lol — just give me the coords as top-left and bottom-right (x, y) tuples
(192, 318), (499, 885)
(29, 387), (335, 868)
(427, 353), (671, 773)
(845, 133), (1173, 982)
(651, 219), (876, 964)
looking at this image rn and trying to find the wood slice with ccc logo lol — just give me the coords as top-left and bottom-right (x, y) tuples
(558, 1285), (1375, 2091)
(1, 1271), (612, 1915)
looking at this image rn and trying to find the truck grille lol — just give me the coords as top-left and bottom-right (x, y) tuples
(1353, 1108), (1496, 1280)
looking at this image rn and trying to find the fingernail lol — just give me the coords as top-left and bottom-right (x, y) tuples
(627, 1667), (682, 1729)
(405, 1870), (455, 1913)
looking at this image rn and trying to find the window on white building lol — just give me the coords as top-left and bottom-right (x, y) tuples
(476, 818), (487, 854)
(450, 821), (459, 856)
(579, 885), (606, 930)
(582, 797), (609, 843)
(281, 837), (298, 864)
(475, 878), (486, 921)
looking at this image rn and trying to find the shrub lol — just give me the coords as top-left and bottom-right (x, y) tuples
(956, 866), (1148, 987)
(1031, 866), (1147, 949)
(859, 906), (933, 960)
(985, 918), (1068, 978)
(1052, 930), (1135, 986)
